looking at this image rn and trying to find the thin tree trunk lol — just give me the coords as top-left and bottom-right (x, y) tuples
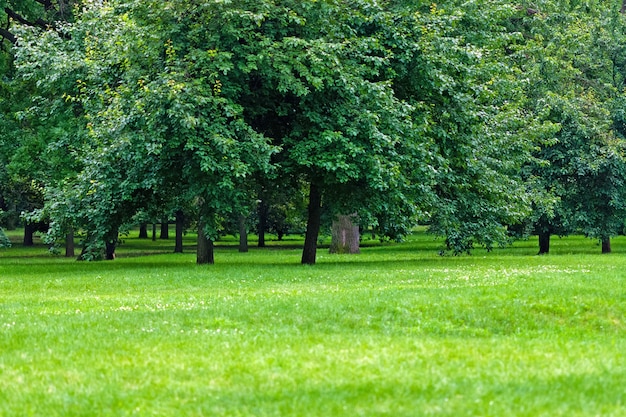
(301, 182), (322, 265)
(538, 230), (550, 255)
(23, 222), (35, 246)
(239, 214), (248, 253)
(602, 236), (611, 254)
(258, 200), (268, 247)
(138, 223), (148, 239)
(197, 221), (214, 264)
(152, 223), (157, 241)
(174, 210), (184, 253)
(160, 218), (169, 239)
(65, 228), (75, 258)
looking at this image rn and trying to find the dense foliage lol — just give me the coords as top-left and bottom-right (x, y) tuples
(3, 0), (626, 261)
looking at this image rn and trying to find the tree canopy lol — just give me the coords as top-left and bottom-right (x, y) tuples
(4, 0), (626, 262)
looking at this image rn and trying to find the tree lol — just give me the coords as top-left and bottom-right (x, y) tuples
(387, 1), (541, 254)
(15, 0), (277, 261)
(510, 0), (626, 253)
(2, 0), (81, 253)
(235, 1), (436, 264)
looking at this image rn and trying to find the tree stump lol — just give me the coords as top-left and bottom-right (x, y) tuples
(329, 214), (360, 254)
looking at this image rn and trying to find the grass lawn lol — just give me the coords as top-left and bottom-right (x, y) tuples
(0, 230), (625, 416)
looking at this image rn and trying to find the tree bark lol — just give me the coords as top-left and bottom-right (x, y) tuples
(602, 236), (611, 254)
(174, 210), (184, 253)
(197, 221), (214, 264)
(65, 228), (75, 258)
(301, 182), (322, 265)
(104, 230), (118, 260)
(0, 28), (16, 44)
(23, 223), (35, 246)
(537, 230), (550, 255)
(257, 200), (268, 247)
(4, 7), (49, 29)
(239, 214), (248, 253)
(160, 219), (169, 239)
(138, 223), (148, 239)
(329, 214), (360, 254)
(105, 241), (116, 260)
(152, 223), (157, 241)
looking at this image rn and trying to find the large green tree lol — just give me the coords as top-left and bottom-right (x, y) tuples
(511, 0), (626, 254)
(243, 1), (435, 263)
(387, 1), (543, 254)
(1, 0), (81, 249)
(16, 0), (278, 261)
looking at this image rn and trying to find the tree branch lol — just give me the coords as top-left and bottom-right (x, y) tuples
(0, 26), (17, 44)
(34, 0), (57, 11)
(5, 7), (49, 29)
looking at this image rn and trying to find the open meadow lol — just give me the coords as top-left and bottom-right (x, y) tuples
(0, 230), (625, 416)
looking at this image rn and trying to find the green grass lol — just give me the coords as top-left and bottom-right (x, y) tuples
(1, 231), (625, 416)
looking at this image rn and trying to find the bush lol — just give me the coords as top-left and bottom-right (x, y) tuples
(0, 228), (11, 248)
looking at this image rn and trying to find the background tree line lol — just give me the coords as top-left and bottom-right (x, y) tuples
(2, 0), (626, 263)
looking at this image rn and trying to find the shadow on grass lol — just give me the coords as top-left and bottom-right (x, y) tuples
(3, 234), (626, 274)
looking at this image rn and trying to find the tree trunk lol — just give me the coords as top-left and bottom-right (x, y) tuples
(23, 222), (35, 246)
(330, 214), (360, 254)
(197, 221), (214, 264)
(174, 210), (184, 253)
(538, 230), (550, 255)
(239, 214), (248, 253)
(152, 223), (157, 241)
(105, 241), (116, 260)
(258, 200), (268, 247)
(138, 223), (148, 239)
(65, 228), (75, 258)
(160, 219), (169, 239)
(301, 182), (322, 265)
(77, 245), (89, 261)
(104, 230), (118, 260)
(602, 236), (611, 254)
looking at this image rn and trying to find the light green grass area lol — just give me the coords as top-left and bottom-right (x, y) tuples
(1, 231), (625, 416)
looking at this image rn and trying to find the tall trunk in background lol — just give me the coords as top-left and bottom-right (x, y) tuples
(138, 223), (148, 239)
(538, 231), (550, 255)
(257, 200), (268, 247)
(152, 223), (157, 241)
(65, 228), (75, 258)
(197, 220), (214, 264)
(160, 218), (169, 239)
(602, 236), (611, 254)
(23, 222), (35, 246)
(104, 229), (118, 260)
(174, 210), (184, 253)
(301, 182), (322, 265)
(239, 214), (248, 253)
